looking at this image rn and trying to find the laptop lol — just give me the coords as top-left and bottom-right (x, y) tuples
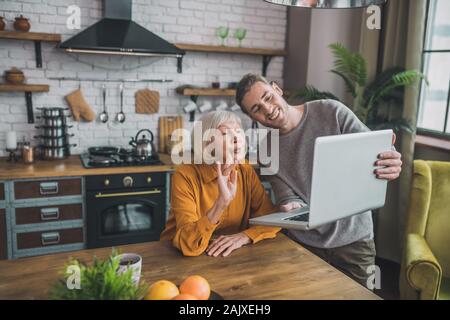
(249, 130), (393, 230)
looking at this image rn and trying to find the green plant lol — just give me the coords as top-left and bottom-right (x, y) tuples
(291, 43), (428, 133)
(49, 249), (148, 300)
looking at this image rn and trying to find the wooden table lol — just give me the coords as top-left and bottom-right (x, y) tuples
(0, 234), (380, 300)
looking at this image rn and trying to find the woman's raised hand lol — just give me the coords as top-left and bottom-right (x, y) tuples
(216, 162), (237, 207)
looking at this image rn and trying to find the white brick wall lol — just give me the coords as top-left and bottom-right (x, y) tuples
(0, 0), (287, 156)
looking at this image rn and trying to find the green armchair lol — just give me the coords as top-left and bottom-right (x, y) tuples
(400, 160), (450, 300)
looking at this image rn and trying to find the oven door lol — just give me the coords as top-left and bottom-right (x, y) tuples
(86, 188), (165, 249)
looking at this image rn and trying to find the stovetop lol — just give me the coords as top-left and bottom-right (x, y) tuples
(80, 147), (164, 169)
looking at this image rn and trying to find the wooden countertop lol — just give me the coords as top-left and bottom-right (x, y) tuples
(0, 154), (177, 180)
(0, 234), (380, 300)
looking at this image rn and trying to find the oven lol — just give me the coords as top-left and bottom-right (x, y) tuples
(86, 173), (166, 249)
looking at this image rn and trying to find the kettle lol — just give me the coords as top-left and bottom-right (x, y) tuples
(129, 129), (155, 158)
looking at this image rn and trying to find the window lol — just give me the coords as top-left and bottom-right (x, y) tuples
(417, 0), (450, 137)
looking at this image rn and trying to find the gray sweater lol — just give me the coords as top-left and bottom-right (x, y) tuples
(263, 99), (374, 249)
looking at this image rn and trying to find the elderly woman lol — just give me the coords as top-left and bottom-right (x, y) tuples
(160, 111), (280, 257)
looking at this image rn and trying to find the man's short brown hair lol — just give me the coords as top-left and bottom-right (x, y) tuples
(235, 73), (270, 113)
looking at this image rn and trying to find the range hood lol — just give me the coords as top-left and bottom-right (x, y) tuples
(59, 0), (185, 72)
(264, 0), (386, 9)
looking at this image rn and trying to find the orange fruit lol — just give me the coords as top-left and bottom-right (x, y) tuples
(172, 294), (199, 300)
(179, 275), (211, 300)
(145, 280), (179, 300)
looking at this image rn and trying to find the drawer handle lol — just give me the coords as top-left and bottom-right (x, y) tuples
(40, 182), (59, 195)
(40, 208), (60, 221)
(95, 189), (162, 198)
(41, 232), (60, 246)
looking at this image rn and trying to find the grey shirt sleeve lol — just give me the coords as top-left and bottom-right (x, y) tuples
(334, 100), (397, 151)
(265, 174), (307, 207)
(334, 100), (370, 134)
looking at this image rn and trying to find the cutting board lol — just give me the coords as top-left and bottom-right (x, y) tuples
(135, 89), (160, 114)
(159, 116), (184, 154)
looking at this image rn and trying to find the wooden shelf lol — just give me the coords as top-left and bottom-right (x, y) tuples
(0, 30), (61, 42)
(0, 83), (50, 124)
(176, 43), (287, 56)
(176, 43), (287, 76)
(0, 84), (49, 92)
(177, 87), (236, 97)
(0, 31), (61, 68)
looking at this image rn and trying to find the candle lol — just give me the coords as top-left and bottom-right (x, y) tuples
(6, 131), (17, 150)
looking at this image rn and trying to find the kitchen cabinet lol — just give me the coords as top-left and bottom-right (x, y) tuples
(16, 228), (83, 250)
(0, 209), (6, 260)
(0, 156), (175, 259)
(15, 204), (83, 225)
(10, 177), (85, 259)
(0, 182), (6, 260)
(14, 178), (82, 200)
(0, 183), (4, 202)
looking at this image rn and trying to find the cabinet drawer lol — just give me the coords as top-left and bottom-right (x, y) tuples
(15, 204), (83, 225)
(14, 178), (82, 200)
(16, 228), (83, 250)
(0, 183), (4, 201)
(0, 209), (6, 260)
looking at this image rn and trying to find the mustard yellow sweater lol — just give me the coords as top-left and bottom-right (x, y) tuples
(160, 163), (280, 256)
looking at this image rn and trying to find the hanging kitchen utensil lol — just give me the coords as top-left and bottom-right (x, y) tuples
(116, 83), (126, 123)
(135, 89), (160, 114)
(159, 116), (184, 154)
(65, 88), (96, 122)
(99, 84), (109, 123)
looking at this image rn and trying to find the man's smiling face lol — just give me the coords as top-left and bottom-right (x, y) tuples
(241, 81), (290, 129)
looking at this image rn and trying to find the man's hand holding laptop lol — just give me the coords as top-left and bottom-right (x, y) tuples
(374, 134), (402, 181)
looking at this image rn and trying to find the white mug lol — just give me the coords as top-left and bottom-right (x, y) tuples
(183, 101), (197, 113)
(230, 104), (241, 112)
(199, 102), (213, 113)
(216, 101), (228, 111)
(116, 253), (142, 286)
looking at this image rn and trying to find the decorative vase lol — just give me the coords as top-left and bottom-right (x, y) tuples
(14, 15), (30, 32)
(4, 67), (25, 84)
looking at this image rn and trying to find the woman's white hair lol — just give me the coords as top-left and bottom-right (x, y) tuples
(191, 111), (243, 164)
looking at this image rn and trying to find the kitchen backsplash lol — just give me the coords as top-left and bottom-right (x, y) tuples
(0, 0), (286, 156)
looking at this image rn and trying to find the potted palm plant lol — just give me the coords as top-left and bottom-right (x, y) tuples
(291, 43), (428, 133)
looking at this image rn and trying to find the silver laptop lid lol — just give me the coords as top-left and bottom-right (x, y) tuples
(308, 130), (392, 229)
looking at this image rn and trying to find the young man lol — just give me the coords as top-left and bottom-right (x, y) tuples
(236, 74), (403, 287)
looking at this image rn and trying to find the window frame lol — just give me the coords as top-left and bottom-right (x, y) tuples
(417, 0), (450, 140)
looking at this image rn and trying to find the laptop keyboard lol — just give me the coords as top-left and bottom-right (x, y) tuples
(285, 213), (310, 222)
